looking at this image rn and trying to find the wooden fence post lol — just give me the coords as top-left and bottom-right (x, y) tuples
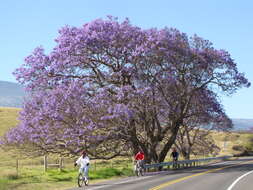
(44, 155), (48, 172)
(59, 157), (63, 171)
(16, 158), (19, 177)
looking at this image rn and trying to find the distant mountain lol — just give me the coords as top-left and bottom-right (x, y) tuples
(232, 119), (253, 131)
(0, 81), (25, 108)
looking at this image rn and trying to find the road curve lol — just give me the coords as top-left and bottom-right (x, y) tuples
(67, 157), (253, 190)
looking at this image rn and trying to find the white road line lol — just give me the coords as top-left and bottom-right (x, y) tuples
(88, 175), (153, 190)
(227, 170), (253, 190)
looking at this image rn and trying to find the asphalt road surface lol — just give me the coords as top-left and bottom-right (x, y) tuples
(67, 157), (253, 190)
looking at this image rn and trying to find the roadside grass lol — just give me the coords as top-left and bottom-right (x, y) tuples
(0, 162), (134, 190)
(0, 179), (9, 190)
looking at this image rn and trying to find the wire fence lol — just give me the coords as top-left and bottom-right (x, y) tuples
(0, 152), (233, 182)
(0, 155), (134, 179)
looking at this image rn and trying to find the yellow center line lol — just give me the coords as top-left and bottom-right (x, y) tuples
(149, 160), (253, 190)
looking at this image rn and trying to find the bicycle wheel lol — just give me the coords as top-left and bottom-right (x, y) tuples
(138, 169), (142, 176)
(134, 169), (138, 176)
(134, 166), (138, 176)
(77, 173), (84, 187)
(136, 167), (141, 177)
(140, 168), (144, 176)
(85, 177), (89, 186)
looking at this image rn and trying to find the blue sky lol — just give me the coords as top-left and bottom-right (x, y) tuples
(0, 0), (252, 118)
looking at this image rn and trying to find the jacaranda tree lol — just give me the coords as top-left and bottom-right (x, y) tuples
(1, 17), (250, 162)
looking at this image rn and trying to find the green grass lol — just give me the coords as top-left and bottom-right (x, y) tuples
(45, 167), (133, 181)
(0, 163), (134, 190)
(0, 179), (9, 190)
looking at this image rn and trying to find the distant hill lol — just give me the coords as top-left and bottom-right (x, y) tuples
(0, 81), (25, 108)
(232, 119), (253, 131)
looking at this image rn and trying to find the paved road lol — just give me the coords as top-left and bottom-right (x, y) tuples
(67, 157), (253, 190)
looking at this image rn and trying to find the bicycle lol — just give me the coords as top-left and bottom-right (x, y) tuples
(172, 157), (178, 169)
(134, 160), (144, 176)
(77, 170), (89, 187)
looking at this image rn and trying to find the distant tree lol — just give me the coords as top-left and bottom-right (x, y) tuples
(1, 17), (250, 163)
(232, 145), (244, 152)
(191, 131), (221, 157)
(175, 95), (233, 159)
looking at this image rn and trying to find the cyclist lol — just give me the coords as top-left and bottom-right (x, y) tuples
(74, 150), (90, 183)
(171, 148), (179, 168)
(134, 149), (145, 171)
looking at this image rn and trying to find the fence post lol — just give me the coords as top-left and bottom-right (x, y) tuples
(59, 157), (63, 171)
(44, 155), (48, 172)
(16, 158), (19, 177)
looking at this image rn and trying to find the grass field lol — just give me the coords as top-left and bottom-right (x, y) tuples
(0, 158), (133, 190)
(0, 107), (251, 190)
(211, 131), (253, 155)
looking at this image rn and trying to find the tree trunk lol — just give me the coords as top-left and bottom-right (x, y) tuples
(184, 152), (190, 160)
(158, 120), (181, 164)
(181, 148), (191, 160)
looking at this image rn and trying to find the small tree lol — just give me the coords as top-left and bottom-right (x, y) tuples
(175, 88), (233, 159)
(191, 132), (221, 157)
(175, 115), (232, 159)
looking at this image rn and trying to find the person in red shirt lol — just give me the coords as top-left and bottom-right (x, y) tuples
(134, 150), (145, 169)
(135, 151), (145, 160)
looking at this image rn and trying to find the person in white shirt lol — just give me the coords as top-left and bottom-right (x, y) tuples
(74, 151), (90, 180)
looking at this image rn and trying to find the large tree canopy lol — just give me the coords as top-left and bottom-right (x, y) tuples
(1, 17), (250, 162)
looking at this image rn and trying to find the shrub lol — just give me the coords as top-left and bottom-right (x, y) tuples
(232, 145), (245, 152)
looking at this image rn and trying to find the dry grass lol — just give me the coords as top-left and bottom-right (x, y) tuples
(212, 131), (253, 155)
(0, 107), (20, 136)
